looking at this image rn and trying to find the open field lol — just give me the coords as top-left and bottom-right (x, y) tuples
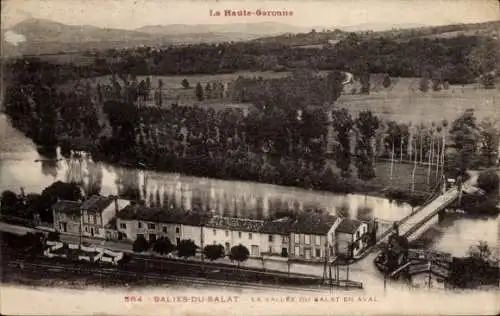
(61, 71), (499, 124)
(338, 77), (500, 124)
(327, 159), (439, 194)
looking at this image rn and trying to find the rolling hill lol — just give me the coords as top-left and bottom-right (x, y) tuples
(1, 19), (307, 56)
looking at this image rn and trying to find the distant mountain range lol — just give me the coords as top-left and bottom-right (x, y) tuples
(0, 18), (494, 57)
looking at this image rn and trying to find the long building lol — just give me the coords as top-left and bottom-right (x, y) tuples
(53, 194), (369, 262)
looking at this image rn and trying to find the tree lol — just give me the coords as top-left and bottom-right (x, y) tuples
(419, 76), (429, 92)
(181, 79), (190, 89)
(195, 82), (204, 101)
(47, 231), (60, 242)
(355, 111), (380, 182)
(229, 244), (250, 267)
(467, 241), (492, 261)
(157, 79), (164, 107)
(477, 169), (499, 194)
(447, 109), (480, 177)
(38, 181), (83, 222)
(177, 239), (197, 259)
(1, 190), (19, 210)
(133, 235), (149, 253)
(478, 119), (499, 167)
(360, 72), (371, 94)
(204, 83), (212, 99)
(480, 72), (495, 89)
(332, 108), (354, 178)
(152, 237), (175, 255)
(203, 244), (225, 261)
(382, 75), (391, 88)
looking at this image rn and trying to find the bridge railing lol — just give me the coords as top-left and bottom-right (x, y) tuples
(403, 191), (458, 239)
(394, 182), (444, 227)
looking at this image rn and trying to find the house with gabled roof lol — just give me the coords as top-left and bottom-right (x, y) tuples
(203, 215), (265, 257)
(80, 195), (130, 239)
(259, 216), (295, 258)
(335, 218), (369, 258)
(288, 210), (342, 262)
(115, 204), (208, 245)
(53, 200), (82, 235)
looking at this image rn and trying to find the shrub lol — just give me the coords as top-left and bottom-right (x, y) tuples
(477, 169), (499, 194)
(203, 244), (225, 261)
(132, 235), (149, 253)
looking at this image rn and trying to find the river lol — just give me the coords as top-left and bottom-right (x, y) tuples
(1, 112), (499, 311)
(0, 113), (497, 258)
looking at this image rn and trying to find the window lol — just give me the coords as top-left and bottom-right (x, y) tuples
(175, 227), (180, 234)
(268, 235), (273, 242)
(137, 234), (144, 239)
(120, 223), (126, 229)
(315, 235), (321, 246)
(294, 246), (300, 256)
(89, 214), (94, 224)
(225, 230), (229, 237)
(356, 231), (360, 240)
(138, 222), (143, 228)
(213, 229), (217, 236)
(148, 223), (156, 230)
(294, 234), (299, 243)
(162, 227), (167, 233)
(84, 226), (88, 232)
(315, 248), (321, 258)
(269, 246), (272, 253)
(282, 235), (287, 243)
(248, 233), (252, 240)
(304, 234), (310, 245)
(238, 232), (242, 238)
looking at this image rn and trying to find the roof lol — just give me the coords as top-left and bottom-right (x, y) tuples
(53, 200), (82, 215)
(81, 195), (114, 214)
(116, 204), (210, 226)
(206, 216), (264, 233)
(260, 217), (295, 235)
(336, 218), (365, 234)
(290, 211), (339, 234)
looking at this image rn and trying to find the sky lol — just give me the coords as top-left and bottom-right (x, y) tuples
(1, 0), (499, 30)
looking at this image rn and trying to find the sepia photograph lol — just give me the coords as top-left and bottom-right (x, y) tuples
(0, 0), (499, 315)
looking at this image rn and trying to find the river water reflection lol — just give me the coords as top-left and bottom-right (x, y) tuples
(0, 114), (497, 258)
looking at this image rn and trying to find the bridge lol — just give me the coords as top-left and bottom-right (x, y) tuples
(354, 172), (478, 260)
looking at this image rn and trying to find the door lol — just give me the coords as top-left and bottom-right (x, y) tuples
(90, 227), (94, 237)
(176, 237), (181, 245)
(281, 247), (288, 257)
(62, 223), (67, 232)
(225, 242), (230, 254)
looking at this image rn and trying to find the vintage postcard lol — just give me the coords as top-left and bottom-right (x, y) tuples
(0, 0), (499, 315)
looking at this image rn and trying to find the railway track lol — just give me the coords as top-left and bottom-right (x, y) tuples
(5, 261), (334, 294)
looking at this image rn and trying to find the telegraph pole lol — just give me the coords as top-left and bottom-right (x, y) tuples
(200, 222), (205, 273)
(427, 260), (432, 289)
(79, 208), (83, 248)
